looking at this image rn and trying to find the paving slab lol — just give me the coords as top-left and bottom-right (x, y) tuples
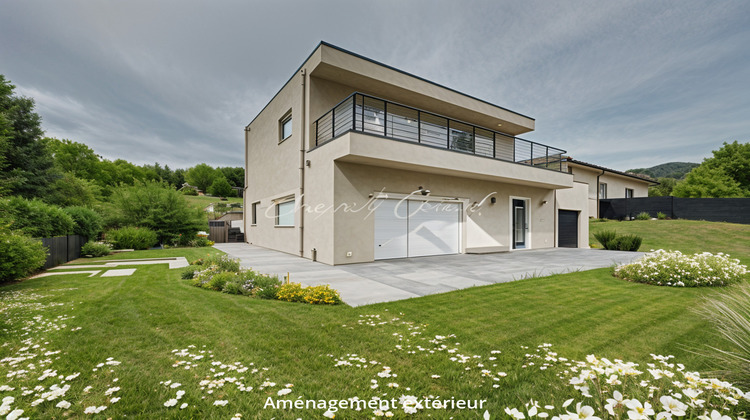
(100, 269), (137, 277)
(30, 270), (100, 279)
(214, 243), (645, 307)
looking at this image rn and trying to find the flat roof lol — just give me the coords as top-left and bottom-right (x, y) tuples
(246, 41), (534, 128)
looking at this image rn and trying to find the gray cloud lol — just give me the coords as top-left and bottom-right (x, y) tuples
(2, 0), (748, 171)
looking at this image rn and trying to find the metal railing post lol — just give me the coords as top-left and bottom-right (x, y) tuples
(417, 111), (421, 143)
(529, 141), (533, 166)
(447, 121), (451, 148)
(383, 101), (388, 137)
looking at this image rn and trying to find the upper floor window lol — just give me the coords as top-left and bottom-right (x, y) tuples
(280, 112), (292, 142)
(599, 183), (608, 199)
(625, 188), (634, 198)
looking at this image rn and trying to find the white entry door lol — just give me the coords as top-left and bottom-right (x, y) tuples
(374, 199), (461, 260)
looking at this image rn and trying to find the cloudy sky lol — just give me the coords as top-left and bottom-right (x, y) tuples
(2, 1), (749, 171)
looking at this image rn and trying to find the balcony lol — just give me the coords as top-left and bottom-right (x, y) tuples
(314, 92), (567, 172)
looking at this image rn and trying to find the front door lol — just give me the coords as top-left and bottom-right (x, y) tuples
(512, 199), (527, 249)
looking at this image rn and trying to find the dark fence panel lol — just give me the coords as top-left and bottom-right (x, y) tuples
(674, 197), (750, 224)
(39, 235), (86, 269)
(600, 197), (750, 224)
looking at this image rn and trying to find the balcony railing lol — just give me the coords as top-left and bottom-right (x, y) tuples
(313, 92), (567, 172)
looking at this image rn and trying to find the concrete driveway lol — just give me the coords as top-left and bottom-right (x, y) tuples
(213, 243), (644, 307)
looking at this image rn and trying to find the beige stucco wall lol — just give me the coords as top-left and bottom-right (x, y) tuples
(330, 162), (557, 265)
(569, 164), (651, 218)
(244, 70), (303, 256)
(599, 173), (649, 199)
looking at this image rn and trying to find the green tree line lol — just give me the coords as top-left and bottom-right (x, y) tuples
(647, 141), (750, 198)
(1, 73), (242, 281)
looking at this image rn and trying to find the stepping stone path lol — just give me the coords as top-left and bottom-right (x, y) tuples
(100, 268), (137, 277)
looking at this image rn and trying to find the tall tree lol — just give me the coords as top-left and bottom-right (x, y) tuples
(185, 163), (217, 192)
(45, 137), (102, 181)
(0, 75), (56, 197)
(217, 166), (244, 188)
(208, 175), (233, 197)
(672, 165), (746, 198)
(673, 141), (750, 198)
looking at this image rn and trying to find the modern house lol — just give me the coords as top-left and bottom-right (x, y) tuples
(244, 41), (592, 265)
(564, 158), (657, 219)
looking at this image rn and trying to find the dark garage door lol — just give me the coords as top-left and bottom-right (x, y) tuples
(558, 210), (578, 248)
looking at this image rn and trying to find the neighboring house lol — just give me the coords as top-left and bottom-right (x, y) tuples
(179, 183), (203, 195)
(244, 41), (593, 265)
(564, 158), (657, 219)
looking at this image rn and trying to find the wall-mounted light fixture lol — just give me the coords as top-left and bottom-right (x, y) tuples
(490, 197), (497, 204)
(415, 186), (430, 196)
(541, 200), (548, 205)
(305, 160), (311, 167)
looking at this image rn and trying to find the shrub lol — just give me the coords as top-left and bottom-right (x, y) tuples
(222, 277), (245, 295)
(64, 206), (103, 240)
(593, 230), (618, 250)
(635, 211), (651, 220)
(0, 230), (48, 282)
(0, 196), (74, 237)
(198, 254), (240, 272)
(204, 272), (236, 291)
(304, 284), (342, 305)
(277, 282), (306, 302)
(613, 234), (642, 252)
(656, 211), (668, 220)
(252, 274), (281, 299)
(208, 176), (233, 197)
(181, 268), (197, 280)
(106, 181), (207, 244)
(615, 249), (748, 287)
(594, 230), (643, 251)
(190, 237), (214, 247)
(80, 241), (111, 257)
(106, 226), (158, 250)
(181, 187), (198, 196)
(698, 283), (750, 388)
(590, 218), (610, 223)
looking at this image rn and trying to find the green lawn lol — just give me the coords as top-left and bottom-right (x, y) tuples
(1, 223), (748, 418)
(590, 219), (750, 265)
(183, 194), (243, 212)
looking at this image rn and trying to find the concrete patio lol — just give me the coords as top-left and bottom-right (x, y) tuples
(213, 243), (645, 307)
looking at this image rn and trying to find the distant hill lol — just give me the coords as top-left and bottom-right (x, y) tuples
(627, 162), (699, 179)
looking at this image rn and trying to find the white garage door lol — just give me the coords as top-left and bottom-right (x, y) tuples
(374, 199), (461, 260)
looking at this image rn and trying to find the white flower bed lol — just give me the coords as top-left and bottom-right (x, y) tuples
(615, 250), (748, 287)
(505, 346), (749, 420)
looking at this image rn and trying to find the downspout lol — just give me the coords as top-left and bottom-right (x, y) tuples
(298, 69), (306, 257)
(596, 169), (605, 219)
(553, 189), (557, 247)
(244, 124), (250, 243)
